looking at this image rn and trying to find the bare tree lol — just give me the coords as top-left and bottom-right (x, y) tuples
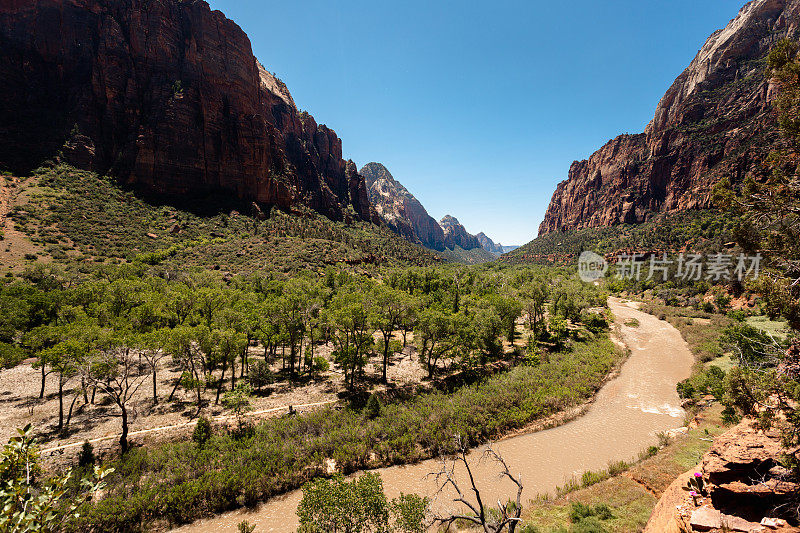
(87, 345), (150, 454)
(429, 436), (523, 533)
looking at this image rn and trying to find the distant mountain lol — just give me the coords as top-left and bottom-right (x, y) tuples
(501, 245), (519, 253)
(360, 163), (501, 260)
(475, 232), (505, 255)
(360, 163), (447, 251)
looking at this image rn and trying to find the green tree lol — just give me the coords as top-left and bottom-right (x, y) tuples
(38, 337), (87, 433)
(371, 286), (410, 384)
(329, 289), (374, 391)
(222, 382), (253, 429)
(297, 473), (428, 533)
(0, 425), (112, 532)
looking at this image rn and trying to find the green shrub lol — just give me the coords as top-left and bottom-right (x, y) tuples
(312, 356), (330, 373)
(365, 394), (382, 420)
(78, 441), (95, 467)
(192, 416), (213, 447)
(248, 360), (273, 389)
(237, 520), (256, 533)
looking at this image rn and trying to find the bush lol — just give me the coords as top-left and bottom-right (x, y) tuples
(192, 416), (213, 447)
(569, 502), (613, 532)
(248, 360), (273, 389)
(365, 394), (382, 420)
(312, 356), (330, 373)
(237, 520), (256, 533)
(78, 441), (95, 467)
(727, 309), (747, 322)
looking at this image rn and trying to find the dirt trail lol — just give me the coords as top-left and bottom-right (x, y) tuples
(40, 399), (336, 454)
(172, 297), (694, 532)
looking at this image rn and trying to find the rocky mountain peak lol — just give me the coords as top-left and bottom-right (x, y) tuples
(439, 215), (481, 251)
(538, 0), (798, 236)
(360, 163), (446, 250)
(476, 232), (505, 255)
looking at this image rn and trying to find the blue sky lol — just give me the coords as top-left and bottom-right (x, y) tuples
(208, 0), (745, 245)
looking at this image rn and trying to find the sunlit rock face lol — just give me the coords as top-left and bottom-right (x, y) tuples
(0, 0), (373, 222)
(439, 215), (481, 251)
(360, 162), (447, 250)
(539, 0), (799, 235)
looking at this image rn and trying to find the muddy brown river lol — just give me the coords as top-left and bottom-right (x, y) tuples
(174, 297), (693, 532)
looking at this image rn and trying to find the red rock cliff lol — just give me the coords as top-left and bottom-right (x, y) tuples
(0, 0), (374, 222)
(538, 0), (800, 235)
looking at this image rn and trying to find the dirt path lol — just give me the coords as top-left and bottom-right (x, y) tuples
(40, 399), (337, 454)
(172, 297), (694, 532)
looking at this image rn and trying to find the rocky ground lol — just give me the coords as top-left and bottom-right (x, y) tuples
(646, 419), (800, 533)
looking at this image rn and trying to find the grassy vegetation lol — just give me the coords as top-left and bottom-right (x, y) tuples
(73, 336), (622, 531)
(9, 165), (444, 273)
(502, 210), (741, 265)
(745, 315), (789, 340)
(640, 301), (733, 363)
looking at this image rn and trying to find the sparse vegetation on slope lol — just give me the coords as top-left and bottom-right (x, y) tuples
(7, 165), (443, 274)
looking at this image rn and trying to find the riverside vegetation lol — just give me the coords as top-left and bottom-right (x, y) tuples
(0, 166), (620, 531)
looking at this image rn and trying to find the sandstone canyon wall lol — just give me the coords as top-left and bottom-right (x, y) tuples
(0, 0), (375, 222)
(538, 0), (800, 235)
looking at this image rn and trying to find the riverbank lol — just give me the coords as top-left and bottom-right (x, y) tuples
(169, 297), (693, 532)
(521, 404), (726, 532)
(72, 310), (623, 531)
(518, 298), (739, 531)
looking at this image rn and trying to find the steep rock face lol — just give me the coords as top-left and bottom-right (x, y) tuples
(439, 215), (481, 251)
(476, 232), (505, 255)
(539, 0), (800, 235)
(0, 0), (373, 222)
(360, 162), (491, 253)
(360, 162), (446, 250)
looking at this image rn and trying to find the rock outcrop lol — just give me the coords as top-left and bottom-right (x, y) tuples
(539, 0), (800, 236)
(0, 0), (374, 222)
(360, 162), (492, 253)
(360, 162), (447, 250)
(476, 232), (505, 255)
(439, 215), (481, 251)
(645, 419), (800, 532)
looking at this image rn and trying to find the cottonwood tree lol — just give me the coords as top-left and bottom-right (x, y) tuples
(165, 326), (207, 411)
(138, 329), (170, 405)
(429, 437), (523, 533)
(521, 278), (549, 338)
(86, 342), (151, 454)
(371, 285), (411, 383)
(38, 337), (86, 433)
(491, 294), (522, 345)
(212, 328), (248, 404)
(26, 326), (59, 400)
(329, 289), (374, 391)
(280, 279), (311, 382)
